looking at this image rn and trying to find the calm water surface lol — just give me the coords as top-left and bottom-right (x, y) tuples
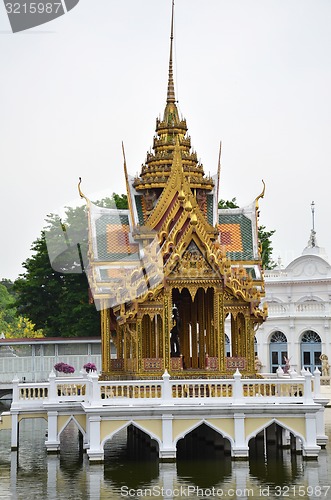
(1, 403), (331, 500)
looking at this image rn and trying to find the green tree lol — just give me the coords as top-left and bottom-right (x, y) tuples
(14, 232), (99, 338)
(218, 198), (276, 269)
(13, 193), (125, 338)
(0, 282), (43, 338)
(0, 283), (16, 332)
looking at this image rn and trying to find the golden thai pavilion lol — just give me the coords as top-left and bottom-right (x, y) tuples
(83, 2), (267, 380)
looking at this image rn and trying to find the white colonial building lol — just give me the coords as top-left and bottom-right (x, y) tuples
(257, 229), (331, 375)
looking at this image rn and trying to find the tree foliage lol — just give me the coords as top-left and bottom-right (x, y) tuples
(218, 198), (276, 269)
(0, 281), (43, 338)
(13, 193), (124, 338)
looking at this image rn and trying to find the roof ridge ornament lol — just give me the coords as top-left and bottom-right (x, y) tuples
(255, 179), (265, 218)
(122, 141), (135, 225)
(78, 177), (89, 203)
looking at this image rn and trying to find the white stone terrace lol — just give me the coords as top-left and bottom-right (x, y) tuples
(7, 368), (329, 462)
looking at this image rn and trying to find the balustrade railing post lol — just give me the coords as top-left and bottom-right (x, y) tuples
(12, 376), (19, 403)
(48, 370), (57, 402)
(88, 371), (100, 404)
(313, 367), (321, 398)
(233, 369), (243, 403)
(304, 369), (313, 403)
(162, 370), (171, 401)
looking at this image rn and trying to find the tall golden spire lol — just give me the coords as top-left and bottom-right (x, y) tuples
(167, 0), (176, 104)
(133, 0), (214, 194)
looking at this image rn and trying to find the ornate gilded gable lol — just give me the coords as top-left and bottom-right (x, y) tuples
(171, 241), (213, 278)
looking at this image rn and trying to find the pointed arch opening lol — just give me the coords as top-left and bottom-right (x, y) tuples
(59, 418), (84, 468)
(249, 421), (304, 481)
(176, 422), (232, 460)
(103, 424), (159, 463)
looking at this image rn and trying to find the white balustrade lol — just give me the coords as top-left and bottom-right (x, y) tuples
(10, 368), (321, 410)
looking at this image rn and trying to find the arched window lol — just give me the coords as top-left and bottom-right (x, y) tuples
(270, 331), (287, 343)
(269, 331), (287, 373)
(301, 330), (321, 372)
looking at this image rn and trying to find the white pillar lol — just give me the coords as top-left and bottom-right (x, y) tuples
(282, 428), (290, 448)
(315, 406), (328, 448)
(87, 416), (104, 462)
(303, 413), (320, 459)
(232, 413), (249, 459)
(159, 414), (176, 460)
(10, 411), (19, 450)
(45, 411), (60, 453)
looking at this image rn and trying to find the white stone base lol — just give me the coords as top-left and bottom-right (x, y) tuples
(159, 448), (177, 461)
(45, 440), (60, 453)
(87, 449), (104, 462)
(232, 446), (249, 460)
(317, 435), (328, 448)
(302, 445), (320, 459)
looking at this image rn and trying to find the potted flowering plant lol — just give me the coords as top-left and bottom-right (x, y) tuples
(83, 362), (97, 373)
(54, 362), (75, 374)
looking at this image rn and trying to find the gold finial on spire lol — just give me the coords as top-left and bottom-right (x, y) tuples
(167, 0), (176, 104)
(122, 141), (135, 224)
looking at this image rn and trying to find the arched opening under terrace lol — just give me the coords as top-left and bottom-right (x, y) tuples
(176, 422), (232, 460)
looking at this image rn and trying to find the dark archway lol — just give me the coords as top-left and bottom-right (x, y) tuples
(249, 422), (304, 486)
(104, 425), (159, 490)
(59, 419), (84, 472)
(176, 423), (231, 459)
(172, 287), (215, 369)
(176, 423), (231, 488)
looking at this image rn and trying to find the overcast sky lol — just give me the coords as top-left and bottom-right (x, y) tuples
(1, 0), (331, 280)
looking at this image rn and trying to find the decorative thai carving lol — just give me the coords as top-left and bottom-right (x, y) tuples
(143, 190), (157, 211)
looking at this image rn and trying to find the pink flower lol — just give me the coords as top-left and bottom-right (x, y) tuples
(83, 362), (97, 373)
(54, 362), (75, 374)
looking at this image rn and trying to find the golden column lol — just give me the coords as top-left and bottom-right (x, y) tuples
(100, 300), (111, 375)
(163, 293), (171, 371)
(216, 291), (225, 372)
(137, 316), (143, 374)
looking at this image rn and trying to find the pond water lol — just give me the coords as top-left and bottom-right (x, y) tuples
(1, 403), (331, 499)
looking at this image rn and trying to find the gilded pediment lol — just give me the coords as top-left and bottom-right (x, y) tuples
(170, 240), (214, 278)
